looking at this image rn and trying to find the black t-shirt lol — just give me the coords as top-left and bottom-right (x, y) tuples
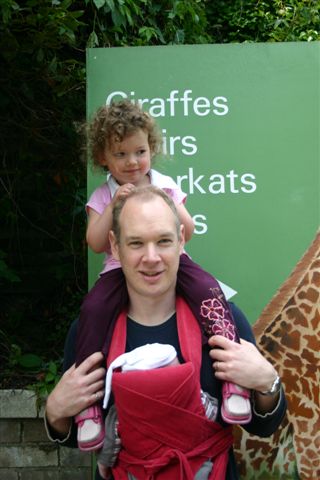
(62, 303), (286, 480)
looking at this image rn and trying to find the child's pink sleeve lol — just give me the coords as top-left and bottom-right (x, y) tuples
(149, 169), (188, 206)
(86, 183), (112, 215)
(163, 187), (187, 206)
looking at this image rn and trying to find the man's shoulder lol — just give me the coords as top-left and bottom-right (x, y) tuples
(229, 302), (255, 344)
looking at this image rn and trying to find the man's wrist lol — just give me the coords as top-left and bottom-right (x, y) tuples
(257, 371), (281, 396)
(44, 409), (72, 443)
(45, 395), (72, 436)
(46, 411), (72, 436)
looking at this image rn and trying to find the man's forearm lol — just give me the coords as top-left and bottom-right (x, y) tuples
(45, 393), (72, 438)
(252, 368), (282, 414)
(253, 390), (281, 414)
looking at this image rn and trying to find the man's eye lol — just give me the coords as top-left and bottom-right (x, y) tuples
(159, 239), (172, 245)
(129, 241), (142, 247)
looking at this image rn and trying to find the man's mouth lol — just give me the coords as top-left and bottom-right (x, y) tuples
(142, 271), (160, 277)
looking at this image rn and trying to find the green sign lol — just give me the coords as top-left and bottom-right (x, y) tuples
(86, 42), (319, 323)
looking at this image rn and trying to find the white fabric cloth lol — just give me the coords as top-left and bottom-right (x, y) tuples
(103, 343), (177, 409)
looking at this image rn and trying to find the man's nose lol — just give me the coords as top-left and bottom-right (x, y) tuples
(143, 244), (160, 262)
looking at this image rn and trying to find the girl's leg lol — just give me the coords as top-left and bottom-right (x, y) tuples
(176, 254), (240, 344)
(76, 268), (128, 365)
(75, 268), (128, 451)
(177, 254), (252, 425)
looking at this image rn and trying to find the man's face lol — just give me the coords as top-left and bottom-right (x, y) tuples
(110, 195), (185, 302)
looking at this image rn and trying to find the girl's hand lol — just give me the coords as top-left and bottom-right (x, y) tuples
(113, 183), (136, 203)
(87, 183), (135, 253)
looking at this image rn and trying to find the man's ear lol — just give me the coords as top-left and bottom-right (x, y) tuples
(179, 225), (185, 254)
(109, 230), (120, 260)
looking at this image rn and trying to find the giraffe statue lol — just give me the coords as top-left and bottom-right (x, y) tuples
(234, 230), (320, 479)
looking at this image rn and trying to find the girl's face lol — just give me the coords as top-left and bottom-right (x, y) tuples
(101, 129), (151, 186)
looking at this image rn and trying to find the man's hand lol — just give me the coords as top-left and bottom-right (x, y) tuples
(208, 335), (277, 393)
(46, 352), (105, 435)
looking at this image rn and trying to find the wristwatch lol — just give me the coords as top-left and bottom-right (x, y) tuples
(258, 374), (281, 396)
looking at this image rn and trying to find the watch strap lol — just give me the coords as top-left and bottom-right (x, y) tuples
(259, 374), (281, 396)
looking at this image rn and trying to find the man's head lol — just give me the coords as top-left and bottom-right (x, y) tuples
(111, 186), (181, 243)
(109, 186), (185, 303)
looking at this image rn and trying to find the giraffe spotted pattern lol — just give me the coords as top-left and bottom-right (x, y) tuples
(234, 231), (320, 480)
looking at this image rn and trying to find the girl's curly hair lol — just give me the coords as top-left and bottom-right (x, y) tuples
(83, 100), (163, 172)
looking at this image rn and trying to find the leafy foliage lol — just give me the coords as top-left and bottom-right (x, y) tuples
(0, 0), (318, 389)
(206, 0), (320, 43)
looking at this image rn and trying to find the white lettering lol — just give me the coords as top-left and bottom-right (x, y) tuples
(162, 129), (168, 155)
(181, 89), (193, 116)
(167, 90), (179, 117)
(193, 97), (210, 116)
(138, 98), (150, 109)
(169, 136), (182, 154)
(176, 168), (257, 195)
(241, 173), (257, 193)
(209, 174), (225, 194)
(213, 96), (229, 116)
(226, 170), (239, 193)
(105, 90), (229, 118)
(149, 98), (165, 117)
(106, 91), (127, 104)
(181, 136), (197, 156)
(193, 214), (208, 234)
(162, 131), (197, 156)
(176, 173), (188, 192)
(187, 167), (205, 194)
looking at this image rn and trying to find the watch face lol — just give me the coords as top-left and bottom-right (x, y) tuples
(260, 375), (281, 395)
(272, 376), (281, 392)
(269, 375), (281, 394)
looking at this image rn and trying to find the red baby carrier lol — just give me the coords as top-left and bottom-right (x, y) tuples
(106, 297), (233, 480)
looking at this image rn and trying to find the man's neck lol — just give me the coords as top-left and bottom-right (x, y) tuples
(127, 291), (176, 327)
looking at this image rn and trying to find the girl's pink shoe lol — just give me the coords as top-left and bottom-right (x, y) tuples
(221, 382), (252, 425)
(75, 404), (105, 451)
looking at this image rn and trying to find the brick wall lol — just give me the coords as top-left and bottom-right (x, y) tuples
(0, 390), (93, 480)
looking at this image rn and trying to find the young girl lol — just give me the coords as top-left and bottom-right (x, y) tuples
(75, 100), (251, 451)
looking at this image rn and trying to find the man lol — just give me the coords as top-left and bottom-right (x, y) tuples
(45, 186), (286, 479)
